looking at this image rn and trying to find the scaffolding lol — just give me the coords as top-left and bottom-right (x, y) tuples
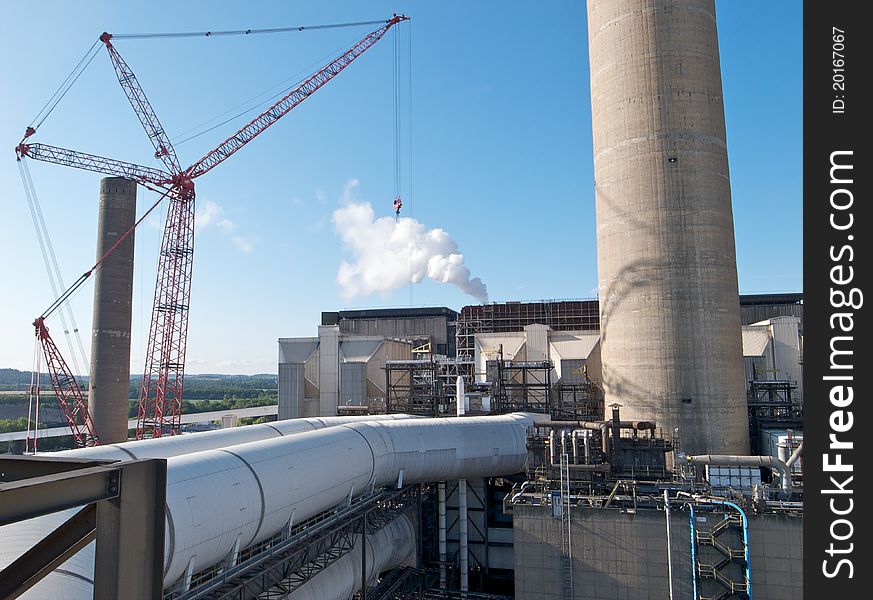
(385, 359), (443, 416)
(493, 360), (552, 414)
(551, 379), (604, 421)
(747, 379), (801, 454)
(455, 300), (599, 377)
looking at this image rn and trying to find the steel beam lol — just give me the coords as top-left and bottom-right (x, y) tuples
(0, 504), (96, 599)
(0, 459), (119, 526)
(94, 458), (167, 600)
(0, 456), (166, 600)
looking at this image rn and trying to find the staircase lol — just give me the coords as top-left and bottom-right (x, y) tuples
(691, 509), (750, 600)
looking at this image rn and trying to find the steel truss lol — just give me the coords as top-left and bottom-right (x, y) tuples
(746, 379), (801, 454)
(551, 381), (603, 421)
(167, 485), (421, 600)
(385, 359), (442, 416)
(493, 360), (552, 414)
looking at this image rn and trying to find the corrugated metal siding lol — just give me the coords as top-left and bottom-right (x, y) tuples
(339, 362), (367, 406)
(278, 363), (303, 420)
(339, 339), (383, 363)
(278, 338), (319, 364)
(338, 316), (450, 345)
(742, 327), (772, 357)
(740, 303), (803, 328)
(548, 331), (601, 361)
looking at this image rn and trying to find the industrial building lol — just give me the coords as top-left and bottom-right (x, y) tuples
(284, 300), (801, 423)
(278, 326), (413, 419)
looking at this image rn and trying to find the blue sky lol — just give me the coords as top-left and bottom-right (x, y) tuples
(0, 1), (801, 374)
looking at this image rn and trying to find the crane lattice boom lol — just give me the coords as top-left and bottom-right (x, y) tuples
(33, 317), (99, 447)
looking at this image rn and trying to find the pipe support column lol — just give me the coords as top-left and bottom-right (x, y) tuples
(438, 482), (447, 589)
(458, 479), (468, 593)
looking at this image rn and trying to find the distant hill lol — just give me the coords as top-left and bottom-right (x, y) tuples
(1, 368), (277, 398)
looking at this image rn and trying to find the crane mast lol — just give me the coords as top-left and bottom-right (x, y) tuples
(16, 15), (409, 441)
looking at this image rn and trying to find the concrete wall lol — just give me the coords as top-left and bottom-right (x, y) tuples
(513, 504), (802, 600)
(88, 177), (136, 444)
(587, 0), (749, 454)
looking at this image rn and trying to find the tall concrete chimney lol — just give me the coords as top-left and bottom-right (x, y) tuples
(587, 0), (749, 454)
(88, 177), (136, 444)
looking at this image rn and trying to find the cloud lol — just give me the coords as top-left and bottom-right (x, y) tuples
(232, 236), (254, 254)
(196, 200), (228, 232)
(332, 194), (488, 303)
(196, 200), (252, 252)
(340, 179), (359, 205)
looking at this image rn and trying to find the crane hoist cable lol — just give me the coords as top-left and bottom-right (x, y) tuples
(109, 19), (391, 40)
(18, 158), (87, 376)
(25, 40), (102, 140)
(393, 23), (402, 220)
(172, 31), (369, 147)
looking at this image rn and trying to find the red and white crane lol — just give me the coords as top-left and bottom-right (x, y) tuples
(17, 15), (408, 443)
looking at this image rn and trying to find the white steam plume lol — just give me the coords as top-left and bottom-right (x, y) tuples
(332, 200), (488, 302)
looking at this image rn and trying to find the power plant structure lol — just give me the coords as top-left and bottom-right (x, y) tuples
(87, 177), (137, 444)
(1, 2), (805, 600)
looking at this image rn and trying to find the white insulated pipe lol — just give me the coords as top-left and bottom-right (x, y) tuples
(456, 375), (465, 416)
(53, 414), (418, 462)
(3, 414), (538, 598)
(162, 414), (535, 584)
(0, 415), (415, 599)
(285, 514), (416, 600)
(786, 441), (804, 468)
(458, 479), (469, 593)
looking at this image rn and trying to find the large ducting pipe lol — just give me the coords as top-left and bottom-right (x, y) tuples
(160, 414), (536, 584)
(88, 177), (137, 444)
(539, 420), (657, 436)
(587, 0), (750, 455)
(786, 441), (803, 469)
(0, 415), (416, 598)
(685, 454), (792, 491)
(50, 414), (417, 462)
(285, 513), (416, 600)
(4, 414), (538, 598)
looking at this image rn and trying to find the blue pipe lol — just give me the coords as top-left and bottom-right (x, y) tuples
(689, 504), (699, 600)
(718, 500), (752, 600)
